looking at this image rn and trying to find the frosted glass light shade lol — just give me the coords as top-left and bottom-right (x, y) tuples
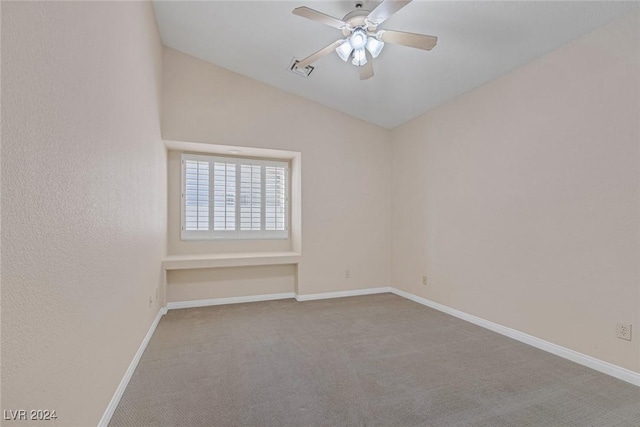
(350, 28), (367, 49)
(336, 40), (353, 62)
(351, 47), (367, 66)
(366, 37), (384, 58)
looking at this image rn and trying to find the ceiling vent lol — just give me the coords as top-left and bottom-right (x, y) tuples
(289, 58), (315, 78)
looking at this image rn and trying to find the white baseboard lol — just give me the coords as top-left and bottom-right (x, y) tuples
(295, 287), (392, 301)
(166, 292), (296, 310)
(98, 306), (167, 427)
(390, 287), (640, 388)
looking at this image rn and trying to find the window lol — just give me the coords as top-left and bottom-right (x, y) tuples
(181, 153), (288, 240)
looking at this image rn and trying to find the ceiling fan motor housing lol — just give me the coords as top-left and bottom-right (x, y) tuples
(342, 12), (375, 36)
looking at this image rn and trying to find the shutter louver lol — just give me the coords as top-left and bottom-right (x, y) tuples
(184, 160), (209, 231)
(265, 165), (286, 231)
(240, 164), (262, 231)
(213, 162), (236, 230)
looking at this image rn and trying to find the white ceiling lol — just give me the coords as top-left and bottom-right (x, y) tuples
(152, 1), (638, 129)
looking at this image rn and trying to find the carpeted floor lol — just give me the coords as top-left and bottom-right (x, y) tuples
(110, 293), (640, 426)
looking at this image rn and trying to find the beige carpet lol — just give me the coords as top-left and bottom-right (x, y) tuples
(110, 293), (640, 426)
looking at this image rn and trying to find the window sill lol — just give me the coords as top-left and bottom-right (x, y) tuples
(162, 251), (301, 271)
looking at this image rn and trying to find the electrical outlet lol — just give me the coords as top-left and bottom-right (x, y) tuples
(422, 276), (427, 286)
(345, 269), (350, 279)
(616, 323), (632, 341)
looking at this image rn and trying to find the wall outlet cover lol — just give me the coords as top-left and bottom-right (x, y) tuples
(616, 323), (632, 341)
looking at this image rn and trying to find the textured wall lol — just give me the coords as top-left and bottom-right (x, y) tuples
(167, 265), (295, 302)
(1, 2), (165, 425)
(391, 11), (640, 372)
(162, 48), (392, 296)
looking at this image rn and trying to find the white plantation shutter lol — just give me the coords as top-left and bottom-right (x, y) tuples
(184, 160), (209, 231)
(265, 165), (286, 231)
(213, 161), (236, 231)
(240, 164), (262, 231)
(182, 154), (288, 240)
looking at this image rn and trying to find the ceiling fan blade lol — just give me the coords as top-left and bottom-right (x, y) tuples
(366, 0), (412, 26)
(293, 6), (347, 29)
(358, 57), (373, 80)
(296, 40), (344, 69)
(379, 30), (438, 50)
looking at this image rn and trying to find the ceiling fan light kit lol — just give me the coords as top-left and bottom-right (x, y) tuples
(335, 40), (353, 62)
(366, 36), (385, 58)
(352, 47), (367, 66)
(335, 28), (385, 66)
(293, 0), (437, 80)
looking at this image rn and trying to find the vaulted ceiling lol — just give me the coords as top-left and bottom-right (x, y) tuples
(153, 1), (638, 129)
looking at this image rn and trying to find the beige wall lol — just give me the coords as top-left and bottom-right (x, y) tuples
(1, 2), (166, 425)
(167, 265), (295, 302)
(391, 12), (640, 372)
(162, 48), (392, 296)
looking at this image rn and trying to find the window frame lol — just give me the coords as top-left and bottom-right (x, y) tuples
(181, 153), (289, 241)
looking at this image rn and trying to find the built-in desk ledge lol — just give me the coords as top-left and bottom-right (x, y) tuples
(162, 252), (302, 270)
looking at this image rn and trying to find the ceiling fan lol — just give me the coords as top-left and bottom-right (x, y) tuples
(293, 0), (438, 80)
